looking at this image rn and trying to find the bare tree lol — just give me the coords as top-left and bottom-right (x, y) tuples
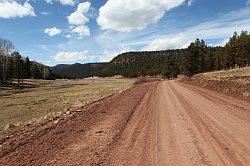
(0, 37), (15, 54)
(0, 38), (15, 84)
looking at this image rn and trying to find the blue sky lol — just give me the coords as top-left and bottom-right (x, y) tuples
(0, 0), (250, 66)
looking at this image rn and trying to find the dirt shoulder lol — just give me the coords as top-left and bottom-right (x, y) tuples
(0, 82), (156, 166)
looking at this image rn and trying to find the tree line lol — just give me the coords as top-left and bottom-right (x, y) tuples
(182, 31), (249, 77)
(0, 38), (54, 85)
(102, 31), (249, 79)
(2, 30), (249, 82)
(102, 49), (184, 78)
(51, 63), (109, 79)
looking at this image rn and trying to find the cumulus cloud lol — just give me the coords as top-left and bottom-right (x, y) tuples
(144, 34), (189, 51)
(0, 0), (36, 19)
(144, 7), (250, 51)
(67, 2), (91, 38)
(97, 0), (185, 32)
(67, 2), (90, 25)
(71, 25), (90, 38)
(66, 25), (90, 39)
(53, 51), (89, 62)
(45, 0), (75, 6)
(44, 27), (62, 36)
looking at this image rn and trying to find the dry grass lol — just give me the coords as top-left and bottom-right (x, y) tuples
(199, 67), (250, 83)
(134, 76), (162, 84)
(182, 67), (250, 101)
(0, 78), (134, 133)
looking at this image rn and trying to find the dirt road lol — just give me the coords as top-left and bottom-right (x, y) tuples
(0, 81), (250, 166)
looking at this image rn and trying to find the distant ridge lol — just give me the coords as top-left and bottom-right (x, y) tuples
(51, 63), (109, 79)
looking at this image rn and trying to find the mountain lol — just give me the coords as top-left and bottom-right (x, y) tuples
(51, 49), (186, 79)
(51, 63), (109, 79)
(50, 31), (250, 79)
(104, 49), (187, 78)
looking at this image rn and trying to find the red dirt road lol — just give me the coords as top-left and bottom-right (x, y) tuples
(0, 81), (250, 166)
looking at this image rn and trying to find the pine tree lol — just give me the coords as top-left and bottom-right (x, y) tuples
(31, 64), (42, 79)
(24, 57), (31, 78)
(12, 52), (23, 84)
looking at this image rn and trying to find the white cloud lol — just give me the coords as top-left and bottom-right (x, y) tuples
(0, 0), (35, 19)
(53, 51), (90, 62)
(144, 34), (189, 51)
(187, 0), (194, 6)
(97, 0), (185, 32)
(71, 25), (90, 38)
(144, 7), (250, 51)
(44, 27), (62, 36)
(38, 60), (52, 66)
(67, 2), (91, 25)
(45, 0), (75, 6)
(67, 2), (91, 39)
(96, 29), (157, 62)
(41, 11), (50, 15)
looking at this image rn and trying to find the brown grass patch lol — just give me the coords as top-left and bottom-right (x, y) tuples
(181, 67), (250, 101)
(0, 78), (134, 134)
(134, 76), (162, 84)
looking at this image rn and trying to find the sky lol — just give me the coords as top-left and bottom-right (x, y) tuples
(0, 0), (250, 66)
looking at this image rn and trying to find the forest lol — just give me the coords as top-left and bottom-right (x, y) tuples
(103, 31), (250, 79)
(51, 63), (109, 79)
(0, 38), (54, 85)
(1, 30), (250, 83)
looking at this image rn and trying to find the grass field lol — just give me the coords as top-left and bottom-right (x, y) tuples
(0, 78), (134, 134)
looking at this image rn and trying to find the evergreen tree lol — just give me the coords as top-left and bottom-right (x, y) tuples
(31, 64), (42, 79)
(12, 52), (23, 84)
(183, 42), (200, 77)
(24, 57), (31, 78)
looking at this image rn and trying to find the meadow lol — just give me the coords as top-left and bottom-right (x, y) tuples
(0, 78), (134, 133)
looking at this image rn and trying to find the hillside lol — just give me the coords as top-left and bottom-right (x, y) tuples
(50, 31), (249, 79)
(106, 50), (186, 78)
(51, 49), (186, 79)
(181, 67), (250, 101)
(51, 63), (109, 79)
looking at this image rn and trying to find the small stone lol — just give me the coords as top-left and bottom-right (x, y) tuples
(243, 92), (249, 97)
(53, 120), (59, 124)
